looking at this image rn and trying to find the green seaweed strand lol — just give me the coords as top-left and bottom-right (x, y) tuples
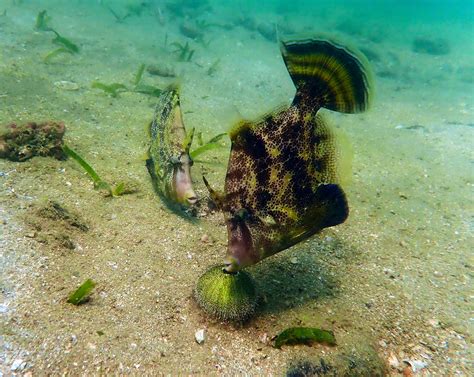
(44, 47), (73, 62)
(62, 145), (127, 197)
(51, 30), (79, 53)
(35, 10), (52, 31)
(67, 279), (96, 305)
(62, 145), (104, 187)
(134, 63), (146, 86)
(190, 133), (226, 159)
(91, 82), (128, 98)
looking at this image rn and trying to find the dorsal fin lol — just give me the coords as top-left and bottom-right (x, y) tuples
(281, 38), (373, 113)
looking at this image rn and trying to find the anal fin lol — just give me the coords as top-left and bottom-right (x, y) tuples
(304, 183), (349, 231)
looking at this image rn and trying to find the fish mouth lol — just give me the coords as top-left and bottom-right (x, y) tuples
(186, 195), (198, 205)
(223, 256), (240, 273)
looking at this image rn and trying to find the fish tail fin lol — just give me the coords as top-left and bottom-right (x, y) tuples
(314, 113), (353, 187)
(280, 38), (373, 113)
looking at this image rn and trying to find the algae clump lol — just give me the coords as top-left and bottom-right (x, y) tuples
(194, 265), (258, 322)
(274, 327), (336, 348)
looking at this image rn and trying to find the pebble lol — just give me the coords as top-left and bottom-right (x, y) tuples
(87, 342), (97, 351)
(388, 353), (400, 369)
(403, 359), (428, 372)
(200, 234), (209, 243)
(54, 80), (80, 91)
(259, 333), (269, 344)
(290, 257), (298, 264)
(10, 358), (25, 371)
(195, 329), (206, 344)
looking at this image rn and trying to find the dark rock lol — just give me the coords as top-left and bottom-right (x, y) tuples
(286, 359), (333, 377)
(412, 37), (450, 55)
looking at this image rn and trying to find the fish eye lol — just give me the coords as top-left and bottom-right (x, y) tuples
(170, 156), (182, 167)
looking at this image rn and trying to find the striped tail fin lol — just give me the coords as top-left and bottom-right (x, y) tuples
(281, 38), (373, 113)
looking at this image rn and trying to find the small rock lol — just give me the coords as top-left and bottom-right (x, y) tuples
(54, 80), (79, 91)
(259, 333), (269, 344)
(428, 318), (440, 327)
(403, 359), (428, 373)
(388, 353), (400, 369)
(10, 358), (25, 371)
(290, 257), (298, 264)
(195, 329), (206, 344)
(200, 234), (209, 243)
(433, 271), (443, 278)
(87, 342), (97, 351)
(378, 339), (387, 348)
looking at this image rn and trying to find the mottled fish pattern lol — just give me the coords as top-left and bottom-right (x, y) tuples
(221, 38), (373, 272)
(147, 87), (197, 209)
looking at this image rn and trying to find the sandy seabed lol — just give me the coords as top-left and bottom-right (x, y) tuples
(1, 1), (472, 375)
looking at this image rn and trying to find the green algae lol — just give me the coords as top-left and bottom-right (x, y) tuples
(62, 145), (126, 197)
(35, 10), (52, 31)
(44, 47), (74, 63)
(91, 82), (128, 97)
(67, 279), (96, 305)
(134, 84), (162, 97)
(171, 41), (195, 62)
(134, 63), (146, 86)
(91, 64), (162, 98)
(207, 58), (221, 76)
(190, 132), (226, 160)
(274, 327), (336, 348)
(52, 31), (79, 53)
(35, 11), (79, 62)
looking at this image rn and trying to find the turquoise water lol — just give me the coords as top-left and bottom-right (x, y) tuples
(1, 0), (472, 375)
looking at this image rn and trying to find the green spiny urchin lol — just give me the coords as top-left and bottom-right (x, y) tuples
(194, 265), (258, 322)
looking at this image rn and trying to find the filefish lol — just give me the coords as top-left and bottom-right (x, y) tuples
(216, 38), (373, 272)
(146, 87), (198, 209)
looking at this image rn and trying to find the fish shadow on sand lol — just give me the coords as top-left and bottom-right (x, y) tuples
(250, 234), (354, 314)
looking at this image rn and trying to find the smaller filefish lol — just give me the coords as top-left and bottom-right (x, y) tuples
(147, 87), (197, 209)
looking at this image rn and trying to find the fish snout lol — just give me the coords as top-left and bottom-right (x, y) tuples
(184, 190), (198, 205)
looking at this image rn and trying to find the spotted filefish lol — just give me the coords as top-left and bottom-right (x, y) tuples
(147, 87), (197, 209)
(217, 38), (373, 272)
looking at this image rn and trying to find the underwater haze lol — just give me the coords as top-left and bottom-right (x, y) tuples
(1, 0), (472, 375)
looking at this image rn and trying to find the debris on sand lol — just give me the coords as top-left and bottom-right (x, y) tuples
(0, 121), (66, 162)
(195, 329), (206, 344)
(412, 37), (450, 55)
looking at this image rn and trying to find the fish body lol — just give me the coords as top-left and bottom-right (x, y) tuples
(221, 38), (373, 272)
(147, 87), (197, 208)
